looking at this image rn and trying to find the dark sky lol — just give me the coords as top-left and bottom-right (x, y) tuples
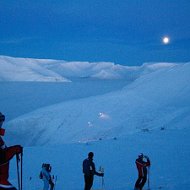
(0, 0), (190, 65)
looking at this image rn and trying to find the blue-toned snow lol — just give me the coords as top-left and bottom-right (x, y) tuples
(0, 56), (190, 190)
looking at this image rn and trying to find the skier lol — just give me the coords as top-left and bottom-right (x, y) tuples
(0, 112), (23, 190)
(82, 152), (104, 190)
(134, 153), (150, 190)
(40, 163), (54, 190)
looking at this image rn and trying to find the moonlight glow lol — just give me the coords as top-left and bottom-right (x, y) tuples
(162, 36), (170, 44)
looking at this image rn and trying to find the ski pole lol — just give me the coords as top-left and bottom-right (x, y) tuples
(21, 152), (23, 190)
(54, 175), (57, 190)
(147, 166), (150, 190)
(16, 154), (21, 190)
(102, 176), (105, 189)
(100, 166), (105, 190)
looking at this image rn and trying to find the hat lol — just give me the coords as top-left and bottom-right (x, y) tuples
(138, 153), (144, 158)
(88, 152), (94, 159)
(0, 112), (5, 123)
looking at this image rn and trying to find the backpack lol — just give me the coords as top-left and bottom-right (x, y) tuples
(39, 171), (43, 179)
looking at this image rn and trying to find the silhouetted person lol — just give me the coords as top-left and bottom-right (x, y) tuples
(135, 153), (150, 190)
(40, 163), (54, 190)
(83, 152), (104, 190)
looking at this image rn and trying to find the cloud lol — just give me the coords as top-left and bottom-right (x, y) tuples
(0, 37), (37, 44)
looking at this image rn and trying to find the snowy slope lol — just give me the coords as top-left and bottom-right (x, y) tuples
(16, 129), (189, 190)
(4, 62), (190, 146)
(1, 56), (190, 190)
(0, 55), (177, 121)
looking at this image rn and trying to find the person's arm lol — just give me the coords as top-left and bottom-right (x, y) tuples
(95, 171), (104, 177)
(5, 145), (23, 162)
(144, 156), (150, 167)
(93, 163), (104, 177)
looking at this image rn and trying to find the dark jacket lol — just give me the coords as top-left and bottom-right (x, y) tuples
(83, 158), (101, 176)
(135, 157), (150, 177)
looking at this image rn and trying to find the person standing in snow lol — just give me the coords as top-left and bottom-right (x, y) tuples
(0, 112), (23, 190)
(134, 153), (150, 190)
(82, 152), (104, 190)
(40, 163), (54, 190)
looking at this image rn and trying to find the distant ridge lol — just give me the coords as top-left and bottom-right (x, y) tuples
(0, 55), (177, 81)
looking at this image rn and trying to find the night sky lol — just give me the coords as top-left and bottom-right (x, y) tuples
(0, 0), (190, 65)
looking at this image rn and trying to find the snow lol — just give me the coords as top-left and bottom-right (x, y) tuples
(0, 55), (190, 190)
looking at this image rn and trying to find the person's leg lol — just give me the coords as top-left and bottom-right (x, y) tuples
(88, 176), (94, 190)
(43, 179), (49, 190)
(135, 176), (142, 189)
(84, 175), (91, 190)
(50, 181), (54, 190)
(139, 176), (147, 190)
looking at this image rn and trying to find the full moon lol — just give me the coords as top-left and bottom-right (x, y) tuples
(162, 36), (170, 44)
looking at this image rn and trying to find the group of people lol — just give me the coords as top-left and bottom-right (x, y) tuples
(39, 151), (104, 190)
(0, 112), (151, 190)
(82, 151), (150, 190)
